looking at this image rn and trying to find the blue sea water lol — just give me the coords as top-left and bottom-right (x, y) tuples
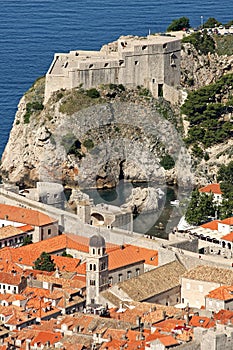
(0, 0), (232, 156)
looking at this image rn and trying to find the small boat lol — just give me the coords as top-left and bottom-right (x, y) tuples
(170, 199), (180, 206)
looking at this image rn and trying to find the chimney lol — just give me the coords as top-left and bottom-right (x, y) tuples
(136, 315), (141, 329)
(26, 339), (31, 350)
(140, 331), (145, 340)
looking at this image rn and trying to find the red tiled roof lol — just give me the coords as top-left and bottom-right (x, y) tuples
(214, 309), (233, 325)
(206, 285), (233, 301)
(18, 224), (34, 232)
(153, 319), (186, 333)
(36, 274), (86, 290)
(0, 271), (22, 285)
(0, 204), (57, 226)
(201, 220), (220, 231)
(76, 262), (86, 275)
(51, 255), (81, 272)
(99, 339), (127, 350)
(189, 315), (215, 328)
(221, 232), (233, 242)
(31, 331), (62, 346)
(108, 245), (158, 271)
(199, 183), (223, 195)
(0, 235), (67, 268)
(158, 335), (179, 347)
(221, 217), (233, 225)
(0, 225), (26, 239)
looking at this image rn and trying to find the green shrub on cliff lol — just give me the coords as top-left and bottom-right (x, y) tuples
(181, 73), (233, 148)
(182, 31), (215, 55)
(86, 88), (100, 98)
(215, 35), (233, 56)
(59, 89), (102, 115)
(23, 101), (44, 124)
(83, 138), (94, 150)
(160, 154), (175, 170)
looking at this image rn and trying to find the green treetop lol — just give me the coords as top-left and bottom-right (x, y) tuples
(33, 252), (56, 272)
(167, 17), (190, 32)
(185, 190), (216, 225)
(203, 17), (221, 28)
(217, 161), (233, 219)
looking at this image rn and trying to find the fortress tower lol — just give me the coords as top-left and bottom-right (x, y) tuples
(86, 234), (109, 307)
(44, 34), (181, 104)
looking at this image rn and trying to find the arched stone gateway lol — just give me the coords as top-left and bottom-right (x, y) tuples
(91, 213), (105, 226)
(90, 204), (132, 231)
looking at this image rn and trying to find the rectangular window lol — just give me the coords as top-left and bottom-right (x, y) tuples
(198, 285), (203, 292)
(90, 280), (96, 286)
(48, 229), (51, 235)
(158, 84), (163, 97)
(118, 274), (123, 282)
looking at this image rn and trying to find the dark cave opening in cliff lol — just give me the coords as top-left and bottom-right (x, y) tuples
(119, 160), (125, 181)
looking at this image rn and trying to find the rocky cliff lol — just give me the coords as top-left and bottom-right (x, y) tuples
(1, 81), (193, 190)
(1, 41), (233, 190)
(181, 42), (233, 89)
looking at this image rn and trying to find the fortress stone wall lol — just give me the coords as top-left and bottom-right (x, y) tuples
(44, 34), (181, 104)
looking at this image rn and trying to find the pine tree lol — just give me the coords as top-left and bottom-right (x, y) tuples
(33, 252), (56, 272)
(185, 190), (216, 225)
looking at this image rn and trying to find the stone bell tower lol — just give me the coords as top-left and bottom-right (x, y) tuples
(86, 234), (109, 307)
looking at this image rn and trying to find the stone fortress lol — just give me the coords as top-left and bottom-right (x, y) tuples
(44, 34), (181, 104)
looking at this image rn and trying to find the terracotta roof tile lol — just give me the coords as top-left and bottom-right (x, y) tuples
(221, 232), (233, 242)
(189, 315), (215, 328)
(214, 309), (233, 325)
(0, 203), (57, 226)
(75, 262), (86, 275)
(108, 245), (158, 271)
(201, 220), (220, 231)
(31, 331), (62, 346)
(0, 225), (26, 239)
(182, 265), (233, 284)
(206, 285), (233, 301)
(118, 261), (186, 301)
(18, 224), (34, 232)
(36, 274), (86, 289)
(221, 217), (233, 225)
(99, 339), (127, 349)
(51, 255), (81, 272)
(0, 235), (68, 267)
(199, 183), (222, 195)
(158, 335), (179, 346)
(153, 319), (186, 332)
(0, 271), (22, 285)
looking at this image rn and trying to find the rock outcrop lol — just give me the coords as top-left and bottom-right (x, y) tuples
(181, 43), (233, 90)
(0, 81), (194, 190)
(121, 187), (163, 213)
(1, 41), (233, 190)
